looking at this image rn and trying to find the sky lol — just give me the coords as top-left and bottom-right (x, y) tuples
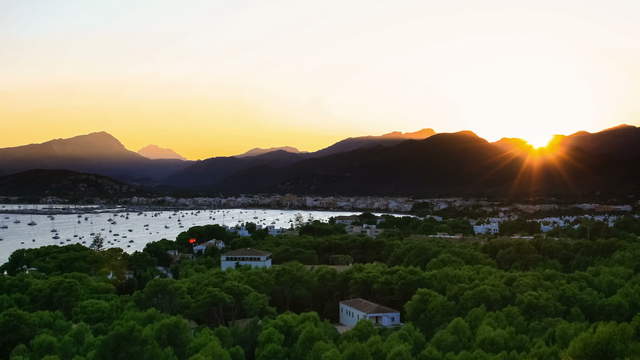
(1, 0), (640, 159)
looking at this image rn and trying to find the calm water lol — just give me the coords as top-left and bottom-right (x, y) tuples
(0, 207), (367, 264)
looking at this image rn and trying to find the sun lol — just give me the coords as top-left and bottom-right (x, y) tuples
(525, 134), (553, 149)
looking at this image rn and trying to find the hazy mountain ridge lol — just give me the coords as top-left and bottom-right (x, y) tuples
(234, 146), (303, 158)
(138, 144), (186, 160)
(309, 128), (436, 158)
(231, 129), (435, 158)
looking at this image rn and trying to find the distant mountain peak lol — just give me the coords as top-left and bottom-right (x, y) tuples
(381, 128), (436, 139)
(35, 131), (138, 157)
(601, 124), (635, 132)
(138, 144), (186, 160)
(453, 130), (479, 138)
(50, 131), (125, 148)
(235, 146), (302, 158)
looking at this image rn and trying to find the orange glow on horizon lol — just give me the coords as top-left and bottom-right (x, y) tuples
(525, 136), (554, 150)
(2, 1), (640, 159)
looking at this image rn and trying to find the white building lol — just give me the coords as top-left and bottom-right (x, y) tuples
(339, 298), (401, 328)
(193, 239), (225, 254)
(346, 224), (383, 237)
(233, 227), (251, 237)
(334, 215), (360, 225)
(266, 225), (284, 236)
(220, 248), (272, 271)
(473, 222), (499, 235)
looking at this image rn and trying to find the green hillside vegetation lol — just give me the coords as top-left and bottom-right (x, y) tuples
(1, 215), (640, 359)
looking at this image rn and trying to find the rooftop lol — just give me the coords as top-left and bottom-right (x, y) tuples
(334, 215), (360, 220)
(222, 248), (271, 257)
(340, 298), (399, 314)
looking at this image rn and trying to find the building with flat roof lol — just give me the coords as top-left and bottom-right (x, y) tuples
(220, 248), (272, 271)
(334, 215), (360, 225)
(339, 298), (401, 328)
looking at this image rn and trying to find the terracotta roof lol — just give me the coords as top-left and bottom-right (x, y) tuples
(222, 248), (271, 257)
(340, 298), (399, 314)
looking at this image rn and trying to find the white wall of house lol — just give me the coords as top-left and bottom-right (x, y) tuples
(339, 304), (401, 327)
(220, 255), (271, 271)
(339, 303), (367, 327)
(367, 312), (401, 327)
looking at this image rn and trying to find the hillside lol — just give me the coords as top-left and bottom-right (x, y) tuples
(0, 169), (149, 199)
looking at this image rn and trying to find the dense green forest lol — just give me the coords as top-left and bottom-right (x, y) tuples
(2, 215), (640, 359)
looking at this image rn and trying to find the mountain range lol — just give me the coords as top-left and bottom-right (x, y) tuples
(0, 125), (638, 199)
(0, 132), (191, 183)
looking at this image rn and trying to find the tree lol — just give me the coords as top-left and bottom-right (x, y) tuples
(405, 289), (455, 336)
(190, 288), (232, 326)
(431, 318), (473, 354)
(72, 299), (114, 326)
(90, 233), (105, 251)
(0, 309), (36, 358)
(256, 328), (285, 360)
(30, 334), (60, 359)
(566, 322), (634, 360)
(134, 278), (190, 315)
(342, 342), (372, 360)
(385, 345), (412, 360)
(147, 317), (192, 359)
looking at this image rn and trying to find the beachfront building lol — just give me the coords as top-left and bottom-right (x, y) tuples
(220, 248), (272, 271)
(339, 298), (401, 328)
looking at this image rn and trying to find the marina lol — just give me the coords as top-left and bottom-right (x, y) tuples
(0, 206), (373, 264)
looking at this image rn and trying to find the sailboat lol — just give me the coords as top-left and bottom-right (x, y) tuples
(50, 216), (58, 233)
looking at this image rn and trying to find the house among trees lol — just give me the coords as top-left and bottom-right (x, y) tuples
(334, 215), (360, 225)
(193, 239), (225, 255)
(339, 298), (401, 328)
(346, 224), (383, 237)
(220, 248), (272, 271)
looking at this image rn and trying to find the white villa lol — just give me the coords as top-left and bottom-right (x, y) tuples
(339, 298), (401, 328)
(193, 239), (225, 255)
(220, 248), (272, 271)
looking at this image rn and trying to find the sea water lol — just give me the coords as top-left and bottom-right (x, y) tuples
(0, 207), (371, 264)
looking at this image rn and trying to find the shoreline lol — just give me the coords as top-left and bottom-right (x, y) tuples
(0, 204), (409, 216)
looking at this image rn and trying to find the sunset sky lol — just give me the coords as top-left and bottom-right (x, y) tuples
(2, 0), (640, 159)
